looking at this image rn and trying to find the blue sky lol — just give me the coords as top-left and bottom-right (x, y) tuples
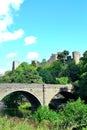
(0, 0), (87, 74)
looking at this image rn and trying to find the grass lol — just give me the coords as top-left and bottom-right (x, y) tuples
(1, 99), (87, 130)
(0, 116), (53, 130)
(0, 114), (87, 130)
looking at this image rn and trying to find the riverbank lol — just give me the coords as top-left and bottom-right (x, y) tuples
(0, 99), (87, 130)
(0, 116), (54, 130)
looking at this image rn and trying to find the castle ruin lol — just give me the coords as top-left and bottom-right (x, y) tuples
(12, 51), (81, 70)
(72, 51), (80, 64)
(47, 53), (57, 64)
(12, 61), (20, 70)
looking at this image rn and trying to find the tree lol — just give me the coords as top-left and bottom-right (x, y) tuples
(49, 61), (64, 79)
(58, 98), (87, 129)
(57, 50), (69, 64)
(16, 69), (43, 83)
(78, 51), (87, 100)
(2, 71), (13, 83)
(1, 62), (43, 83)
(15, 63), (43, 83)
(79, 72), (87, 99)
(56, 77), (70, 84)
(66, 61), (80, 82)
(37, 67), (54, 83)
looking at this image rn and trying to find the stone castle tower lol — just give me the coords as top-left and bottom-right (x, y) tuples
(48, 54), (57, 64)
(72, 51), (80, 64)
(12, 61), (20, 70)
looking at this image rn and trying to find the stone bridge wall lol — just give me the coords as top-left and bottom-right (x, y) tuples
(0, 83), (73, 106)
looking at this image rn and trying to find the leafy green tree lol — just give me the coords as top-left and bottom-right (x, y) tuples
(78, 51), (87, 100)
(58, 98), (87, 130)
(57, 50), (69, 64)
(2, 71), (13, 83)
(81, 51), (87, 65)
(49, 61), (63, 79)
(16, 69), (43, 83)
(79, 72), (87, 99)
(41, 58), (47, 64)
(2, 92), (23, 108)
(1, 62), (43, 83)
(67, 51), (87, 99)
(32, 106), (58, 124)
(37, 67), (54, 83)
(15, 62), (43, 83)
(66, 61), (81, 82)
(56, 77), (70, 84)
(16, 62), (36, 72)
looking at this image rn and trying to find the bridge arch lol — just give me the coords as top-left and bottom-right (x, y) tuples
(1, 90), (41, 110)
(49, 90), (76, 110)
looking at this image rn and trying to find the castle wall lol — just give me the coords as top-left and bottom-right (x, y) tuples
(72, 51), (80, 64)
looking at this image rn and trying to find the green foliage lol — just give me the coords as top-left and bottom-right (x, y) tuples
(0, 116), (36, 130)
(32, 106), (58, 124)
(57, 98), (87, 129)
(49, 61), (63, 79)
(0, 115), (57, 130)
(57, 50), (69, 64)
(1, 99), (87, 130)
(18, 102), (31, 110)
(66, 61), (81, 82)
(1, 62), (43, 83)
(18, 102), (32, 118)
(82, 127), (87, 130)
(37, 67), (54, 83)
(56, 77), (70, 84)
(79, 72), (87, 98)
(15, 69), (43, 83)
(2, 92), (27, 108)
(81, 51), (87, 65)
(78, 50), (87, 99)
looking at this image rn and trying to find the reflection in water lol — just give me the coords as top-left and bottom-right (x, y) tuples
(0, 101), (31, 118)
(1, 107), (31, 118)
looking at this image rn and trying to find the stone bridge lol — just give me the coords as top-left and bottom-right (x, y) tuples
(0, 83), (73, 108)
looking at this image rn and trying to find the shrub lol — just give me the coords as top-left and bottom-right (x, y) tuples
(56, 77), (70, 84)
(57, 98), (87, 129)
(32, 106), (58, 124)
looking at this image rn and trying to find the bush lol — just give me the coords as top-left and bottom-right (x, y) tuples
(32, 106), (58, 124)
(56, 77), (70, 84)
(57, 98), (87, 130)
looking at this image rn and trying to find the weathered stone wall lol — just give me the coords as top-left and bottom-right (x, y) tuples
(0, 83), (73, 106)
(72, 51), (80, 64)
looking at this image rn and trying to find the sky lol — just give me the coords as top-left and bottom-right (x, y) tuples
(0, 0), (87, 74)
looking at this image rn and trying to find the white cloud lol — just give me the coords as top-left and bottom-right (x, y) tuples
(0, 68), (6, 75)
(27, 52), (39, 59)
(0, 0), (24, 15)
(0, 0), (24, 43)
(7, 52), (17, 59)
(24, 36), (37, 45)
(0, 29), (24, 42)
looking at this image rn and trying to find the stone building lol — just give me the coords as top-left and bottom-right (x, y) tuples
(31, 60), (40, 67)
(12, 61), (20, 70)
(72, 51), (80, 64)
(47, 53), (58, 64)
(12, 51), (80, 69)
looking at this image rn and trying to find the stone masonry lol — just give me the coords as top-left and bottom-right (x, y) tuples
(0, 83), (73, 106)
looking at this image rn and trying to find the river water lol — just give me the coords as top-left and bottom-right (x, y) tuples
(0, 101), (30, 118)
